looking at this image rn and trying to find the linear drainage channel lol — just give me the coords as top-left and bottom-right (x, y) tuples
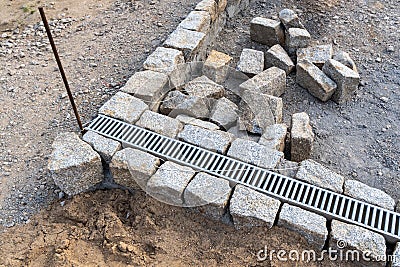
(87, 115), (400, 243)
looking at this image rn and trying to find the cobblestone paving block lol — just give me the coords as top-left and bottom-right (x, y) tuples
(210, 97), (238, 129)
(176, 114), (220, 130)
(279, 8), (304, 29)
(203, 50), (233, 84)
(258, 123), (287, 152)
(290, 112), (314, 161)
(160, 90), (211, 118)
(285, 28), (311, 55)
(237, 48), (264, 76)
(239, 67), (286, 97)
(250, 17), (284, 46)
(82, 130), (121, 162)
(296, 44), (333, 68)
(178, 11), (211, 33)
(164, 28), (206, 60)
(136, 110), (183, 138)
(265, 44), (295, 74)
(184, 75), (225, 98)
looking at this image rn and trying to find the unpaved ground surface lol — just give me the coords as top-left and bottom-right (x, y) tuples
(0, 0), (398, 265)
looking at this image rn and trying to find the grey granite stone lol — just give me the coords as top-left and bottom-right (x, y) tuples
(250, 17), (284, 46)
(278, 203), (328, 250)
(195, 0), (218, 21)
(136, 110), (183, 138)
(120, 70), (169, 111)
(290, 112), (314, 162)
(210, 97), (238, 129)
(285, 28), (311, 55)
(330, 220), (386, 266)
(203, 50), (233, 84)
(392, 243), (400, 267)
(178, 11), (211, 33)
(296, 44), (333, 68)
(239, 67), (286, 97)
(279, 8), (304, 29)
(184, 75), (225, 99)
(160, 90), (211, 118)
(296, 59), (337, 102)
(230, 184), (281, 229)
(164, 28), (206, 60)
(344, 179), (395, 210)
(99, 92), (148, 124)
(237, 48), (264, 76)
(82, 130), (121, 162)
(178, 124), (234, 153)
(143, 46), (184, 74)
(296, 159), (345, 193)
(227, 138), (283, 169)
(333, 50), (358, 73)
(265, 44), (295, 74)
(48, 132), (103, 196)
(184, 172), (231, 220)
(275, 159), (299, 178)
(176, 115), (220, 130)
(322, 59), (360, 103)
(227, 125), (260, 143)
(258, 123), (287, 152)
(147, 161), (196, 206)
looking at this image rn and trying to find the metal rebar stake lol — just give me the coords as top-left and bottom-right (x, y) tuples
(38, 7), (84, 132)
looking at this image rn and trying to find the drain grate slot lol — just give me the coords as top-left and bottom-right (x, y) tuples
(86, 115), (400, 243)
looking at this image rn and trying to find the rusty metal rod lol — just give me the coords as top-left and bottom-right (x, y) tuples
(38, 7), (84, 132)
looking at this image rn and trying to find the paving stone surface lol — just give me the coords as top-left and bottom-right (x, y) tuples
(344, 179), (395, 210)
(227, 138), (283, 169)
(178, 124), (234, 153)
(296, 59), (337, 102)
(290, 112), (314, 162)
(99, 92), (148, 124)
(178, 11), (211, 33)
(147, 161), (196, 206)
(120, 70), (169, 111)
(296, 44), (333, 68)
(210, 97), (238, 129)
(239, 67), (286, 97)
(265, 44), (295, 74)
(250, 17), (284, 46)
(236, 48), (264, 76)
(230, 184), (281, 229)
(160, 90), (211, 118)
(333, 50), (358, 73)
(258, 123), (287, 152)
(143, 47), (185, 74)
(278, 203), (328, 250)
(184, 75), (225, 98)
(330, 220), (386, 266)
(203, 50), (233, 84)
(184, 172), (231, 220)
(136, 110), (183, 138)
(164, 28), (206, 60)
(82, 130), (121, 162)
(295, 159), (345, 193)
(176, 114), (220, 130)
(285, 28), (311, 54)
(322, 59), (360, 103)
(48, 132), (103, 196)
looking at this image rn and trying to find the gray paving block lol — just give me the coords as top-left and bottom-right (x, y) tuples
(178, 11), (211, 33)
(265, 44), (295, 74)
(275, 159), (299, 178)
(210, 97), (238, 129)
(279, 8), (304, 29)
(296, 44), (333, 68)
(82, 130), (121, 162)
(227, 138), (283, 169)
(278, 203), (328, 250)
(296, 159), (345, 193)
(290, 112), (314, 162)
(237, 48), (264, 76)
(285, 28), (311, 55)
(99, 92), (148, 124)
(296, 59), (337, 102)
(250, 17), (284, 46)
(230, 184), (281, 229)
(195, 0), (218, 21)
(239, 67), (286, 97)
(48, 132), (103, 196)
(160, 90), (211, 118)
(176, 114), (220, 130)
(164, 28), (206, 60)
(344, 179), (395, 210)
(143, 46), (184, 74)
(203, 50), (233, 84)
(184, 172), (231, 220)
(136, 110), (183, 138)
(146, 161), (196, 206)
(258, 123), (287, 152)
(184, 75), (225, 98)
(333, 50), (358, 73)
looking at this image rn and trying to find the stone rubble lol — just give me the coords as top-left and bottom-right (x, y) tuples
(239, 67), (286, 97)
(258, 123), (287, 152)
(203, 50), (233, 84)
(290, 112), (314, 162)
(250, 17), (284, 46)
(160, 90), (211, 118)
(236, 48), (264, 76)
(265, 44), (295, 74)
(210, 97), (238, 129)
(296, 44), (333, 68)
(136, 110), (184, 138)
(184, 75), (225, 98)
(82, 130), (121, 163)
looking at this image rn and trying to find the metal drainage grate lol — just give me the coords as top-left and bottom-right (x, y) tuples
(87, 115), (400, 243)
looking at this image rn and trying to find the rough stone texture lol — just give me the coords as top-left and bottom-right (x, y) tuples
(258, 124), (287, 152)
(178, 11), (211, 33)
(344, 179), (395, 210)
(184, 75), (225, 98)
(195, 0), (218, 21)
(239, 67), (286, 97)
(111, 148), (160, 190)
(217, 0), (228, 13)
(230, 184), (281, 230)
(99, 92), (148, 124)
(278, 204), (328, 250)
(333, 50), (358, 73)
(290, 112), (314, 162)
(330, 220), (386, 266)
(146, 161), (196, 206)
(184, 172), (231, 220)
(296, 159), (345, 193)
(226, 0), (249, 18)
(136, 110), (183, 138)
(285, 28), (311, 55)
(160, 90), (211, 118)
(296, 60), (337, 102)
(250, 17), (284, 46)
(397, 201), (400, 212)
(322, 59), (360, 103)
(296, 44), (333, 68)
(120, 70), (169, 111)
(176, 115), (220, 130)
(143, 47), (185, 76)
(210, 97), (238, 129)
(48, 132), (103, 196)
(265, 44), (295, 75)
(239, 90), (283, 134)
(279, 8), (304, 29)
(227, 126), (260, 143)
(203, 50), (233, 84)
(163, 28), (206, 60)
(275, 159), (299, 178)
(82, 131), (121, 162)
(178, 124), (234, 153)
(227, 138), (283, 169)
(236, 48), (264, 76)
(392, 243), (400, 267)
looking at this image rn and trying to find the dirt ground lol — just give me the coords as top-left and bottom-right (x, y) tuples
(0, 0), (398, 265)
